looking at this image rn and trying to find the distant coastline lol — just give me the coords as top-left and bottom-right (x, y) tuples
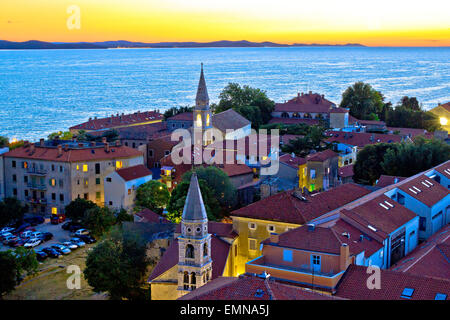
(0, 39), (366, 50)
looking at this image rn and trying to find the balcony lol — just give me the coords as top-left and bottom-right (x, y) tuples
(27, 183), (47, 191)
(26, 168), (48, 176)
(26, 197), (47, 205)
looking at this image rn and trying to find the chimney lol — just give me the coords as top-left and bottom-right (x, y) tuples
(270, 233), (279, 244)
(64, 144), (69, 151)
(39, 138), (45, 147)
(309, 90), (312, 95)
(57, 145), (63, 157)
(339, 243), (350, 271)
(297, 92), (300, 98)
(102, 137), (107, 144)
(104, 142), (110, 152)
(30, 144), (35, 153)
(307, 223), (315, 232)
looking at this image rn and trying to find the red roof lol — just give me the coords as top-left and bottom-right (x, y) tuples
(338, 164), (354, 178)
(398, 174), (449, 207)
(433, 161), (450, 179)
(274, 93), (335, 113)
(306, 149), (338, 162)
(232, 183), (371, 225)
(180, 275), (340, 300)
(70, 111), (163, 131)
(438, 102), (450, 112)
(387, 127), (428, 139)
(148, 236), (230, 282)
(279, 153), (307, 168)
(326, 130), (402, 148)
(336, 264), (450, 300)
(376, 175), (406, 188)
(342, 194), (417, 236)
(135, 208), (170, 224)
(167, 112), (193, 121)
(115, 164), (152, 181)
(3, 143), (142, 162)
(268, 118), (320, 126)
(330, 108), (349, 114)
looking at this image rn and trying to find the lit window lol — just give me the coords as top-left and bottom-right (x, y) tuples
(401, 288), (414, 299)
(82, 164), (88, 172)
(23, 161), (28, 169)
(206, 114), (210, 126)
(51, 207), (58, 215)
(50, 178), (56, 187)
(196, 114), (202, 127)
(116, 161), (123, 169)
(76, 164), (80, 170)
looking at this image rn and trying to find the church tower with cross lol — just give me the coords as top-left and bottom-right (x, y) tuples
(193, 63), (214, 146)
(177, 172), (212, 297)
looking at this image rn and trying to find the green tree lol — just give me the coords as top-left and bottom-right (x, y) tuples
(381, 137), (450, 177)
(48, 131), (73, 140)
(115, 208), (134, 225)
(340, 82), (385, 120)
(400, 96), (421, 111)
(182, 166), (237, 209)
(167, 179), (221, 222)
(83, 206), (116, 237)
(65, 198), (98, 223)
(0, 197), (28, 228)
(84, 227), (151, 300)
(214, 83), (275, 126)
(0, 136), (9, 148)
(353, 143), (399, 185)
(135, 180), (170, 213)
(235, 105), (264, 129)
(163, 106), (193, 119)
(385, 107), (441, 132)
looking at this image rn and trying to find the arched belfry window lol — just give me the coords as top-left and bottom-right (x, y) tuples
(196, 114), (202, 127)
(206, 114), (210, 126)
(203, 243), (208, 257)
(186, 244), (195, 259)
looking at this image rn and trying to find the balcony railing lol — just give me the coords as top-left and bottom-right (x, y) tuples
(26, 168), (48, 176)
(27, 183), (47, 190)
(26, 197), (47, 205)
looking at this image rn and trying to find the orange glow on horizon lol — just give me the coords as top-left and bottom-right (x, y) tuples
(0, 0), (449, 47)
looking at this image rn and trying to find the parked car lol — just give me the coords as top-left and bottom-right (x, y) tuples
(51, 244), (71, 255)
(62, 241), (78, 250)
(34, 250), (48, 261)
(38, 232), (53, 242)
(13, 223), (31, 235)
(0, 232), (13, 241)
(30, 231), (42, 239)
(11, 238), (27, 247)
(3, 234), (17, 244)
(78, 235), (96, 244)
(0, 227), (15, 234)
(42, 247), (61, 258)
(5, 236), (19, 246)
(20, 230), (34, 239)
(24, 216), (45, 226)
(74, 229), (89, 236)
(70, 237), (86, 247)
(51, 213), (66, 225)
(24, 238), (42, 248)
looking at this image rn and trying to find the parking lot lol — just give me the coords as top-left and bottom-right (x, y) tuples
(0, 219), (80, 252)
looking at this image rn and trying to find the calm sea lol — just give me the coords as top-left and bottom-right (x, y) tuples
(0, 47), (449, 140)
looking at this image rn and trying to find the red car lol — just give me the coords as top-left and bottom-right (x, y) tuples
(51, 213), (66, 224)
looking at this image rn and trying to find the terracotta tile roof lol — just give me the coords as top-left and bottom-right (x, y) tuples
(212, 109), (251, 131)
(175, 221), (238, 239)
(398, 174), (449, 207)
(135, 208), (170, 224)
(325, 130), (402, 148)
(180, 275), (340, 300)
(268, 118), (320, 126)
(279, 153), (307, 168)
(342, 194), (417, 236)
(115, 164), (152, 181)
(70, 111), (163, 131)
(387, 127), (428, 138)
(336, 264), (450, 300)
(218, 163), (253, 177)
(376, 175), (407, 188)
(338, 165), (354, 178)
(330, 108), (349, 114)
(87, 121), (169, 140)
(232, 183), (371, 225)
(3, 143), (143, 162)
(148, 235), (230, 282)
(205, 133), (274, 157)
(438, 102), (450, 112)
(167, 112), (193, 121)
(274, 93), (335, 113)
(306, 149), (338, 162)
(433, 161), (450, 179)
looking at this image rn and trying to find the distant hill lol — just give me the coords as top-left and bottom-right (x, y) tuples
(0, 39), (366, 50)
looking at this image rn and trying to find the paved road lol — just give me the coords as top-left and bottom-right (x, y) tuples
(1, 220), (76, 252)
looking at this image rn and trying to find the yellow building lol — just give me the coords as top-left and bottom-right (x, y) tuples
(429, 102), (450, 132)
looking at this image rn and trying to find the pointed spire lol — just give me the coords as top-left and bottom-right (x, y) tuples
(182, 172), (208, 222)
(195, 63), (209, 109)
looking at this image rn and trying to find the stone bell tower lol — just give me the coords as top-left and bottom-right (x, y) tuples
(193, 63), (213, 146)
(177, 172), (212, 297)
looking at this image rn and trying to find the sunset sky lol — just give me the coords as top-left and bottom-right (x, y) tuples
(1, 0), (449, 46)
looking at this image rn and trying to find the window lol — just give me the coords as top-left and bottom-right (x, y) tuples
(249, 239), (257, 251)
(13, 188), (17, 196)
(12, 160), (16, 168)
(401, 288), (414, 299)
(283, 249), (293, 262)
(24, 190), (28, 197)
(96, 178), (101, 185)
(22, 161), (28, 169)
(203, 243), (208, 257)
(95, 163), (100, 174)
(60, 194), (64, 202)
(58, 179), (63, 187)
(234, 245), (238, 257)
(148, 149), (154, 157)
(83, 193), (89, 200)
(312, 255), (321, 266)
(435, 293), (447, 300)
(310, 169), (316, 179)
(185, 244), (195, 259)
(108, 201), (113, 206)
(96, 192), (101, 199)
(106, 177), (112, 182)
(196, 114), (202, 127)
(132, 142), (136, 148)
(267, 225), (275, 232)
(419, 217), (426, 231)
(115, 161), (123, 169)
(51, 207), (58, 215)
(52, 193), (56, 200)
(59, 166), (64, 172)
(50, 178), (56, 187)
(84, 178), (88, 187)
(206, 114), (210, 126)
(248, 222), (256, 230)
(24, 176), (28, 183)
(12, 174), (16, 182)
(51, 164), (55, 171)
(76, 164), (80, 171)
(82, 164), (88, 172)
